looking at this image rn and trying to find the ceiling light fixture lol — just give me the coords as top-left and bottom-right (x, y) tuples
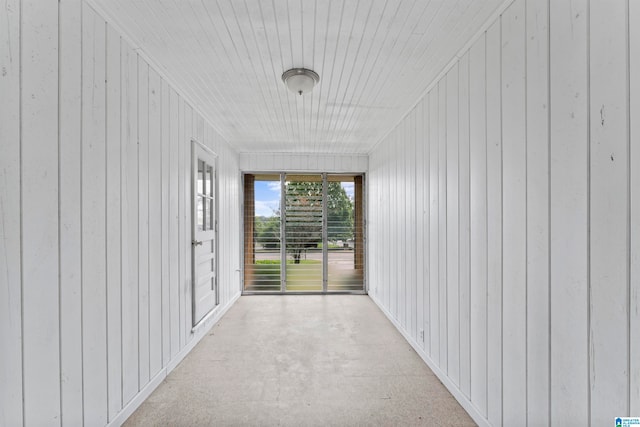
(281, 68), (320, 96)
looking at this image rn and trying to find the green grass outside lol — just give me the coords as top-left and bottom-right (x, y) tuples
(255, 259), (321, 265)
(246, 259), (363, 292)
(246, 261), (322, 291)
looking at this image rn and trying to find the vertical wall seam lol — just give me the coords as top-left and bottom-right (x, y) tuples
(146, 64), (151, 380)
(438, 89), (441, 359)
(398, 131), (401, 319)
(19, 0), (24, 422)
(79, 2), (86, 423)
(524, 2), (529, 424)
(484, 30), (490, 417)
(15, 0), (25, 421)
(159, 76), (164, 370)
(626, 0), (632, 415)
(104, 20), (110, 421)
(136, 52), (141, 392)
(499, 11), (505, 427)
(468, 50), (474, 401)
(177, 95), (181, 346)
(118, 36), (124, 408)
(457, 60), (462, 390)
(444, 80), (448, 375)
(586, 0), (592, 424)
(57, 1), (63, 424)
(425, 97), (434, 357)
(414, 104), (420, 345)
(547, 0), (552, 423)
(426, 98), (431, 356)
(166, 86), (171, 358)
(468, 47), (472, 403)
(118, 36), (128, 408)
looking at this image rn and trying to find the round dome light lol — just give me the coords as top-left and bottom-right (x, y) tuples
(281, 68), (320, 96)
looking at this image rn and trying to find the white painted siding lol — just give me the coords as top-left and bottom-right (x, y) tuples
(239, 152), (368, 173)
(368, 0), (640, 425)
(631, 0), (640, 415)
(1, 0), (24, 424)
(21, 1), (61, 423)
(0, 2), (241, 425)
(549, 0), (589, 423)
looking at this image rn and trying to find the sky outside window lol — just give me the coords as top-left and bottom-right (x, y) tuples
(254, 180), (354, 217)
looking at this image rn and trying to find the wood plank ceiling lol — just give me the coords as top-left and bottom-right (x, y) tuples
(91, 0), (505, 154)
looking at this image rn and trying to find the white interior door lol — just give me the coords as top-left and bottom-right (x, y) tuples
(192, 141), (217, 325)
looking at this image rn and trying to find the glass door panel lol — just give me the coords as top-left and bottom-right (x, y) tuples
(243, 174), (282, 292)
(327, 175), (364, 291)
(284, 175), (323, 291)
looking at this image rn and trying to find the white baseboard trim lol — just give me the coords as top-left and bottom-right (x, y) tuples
(368, 293), (491, 427)
(108, 291), (242, 426)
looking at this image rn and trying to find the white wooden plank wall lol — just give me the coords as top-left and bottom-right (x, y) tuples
(631, 0), (640, 415)
(121, 39), (140, 406)
(182, 103), (193, 346)
(445, 65), (460, 387)
(437, 80), (448, 370)
(160, 80), (172, 368)
(457, 51), (472, 400)
(390, 127), (399, 318)
(239, 152), (368, 172)
(407, 109), (417, 340)
(21, 1), (61, 424)
(549, 0), (589, 423)
(484, 18), (503, 427)
(525, 0), (550, 424)
(415, 98), (426, 352)
(501, 0), (527, 422)
(368, 0), (640, 425)
(422, 92), (431, 355)
(0, 1), (241, 424)
(138, 58), (151, 389)
(59, 0), (84, 424)
(148, 67), (163, 381)
(429, 90), (440, 363)
(0, 0), (23, 425)
(168, 88), (181, 360)
(469, 34), (488, 418)
(178, 98), (186, 348)
(105, 22), (123, 421)
(82, 8), (108, 424)
(588, 0), (629, 422)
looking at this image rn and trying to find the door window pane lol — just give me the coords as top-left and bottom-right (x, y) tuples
(197, 196), (204, 231)
(197, 160), (204, 195)
(206, 165), (213, 197)
(204, 198), (212, 230)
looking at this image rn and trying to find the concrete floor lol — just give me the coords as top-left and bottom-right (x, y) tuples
(125, 295), (476, 426)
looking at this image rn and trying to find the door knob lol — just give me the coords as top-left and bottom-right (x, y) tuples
(192, 240), (203, 246)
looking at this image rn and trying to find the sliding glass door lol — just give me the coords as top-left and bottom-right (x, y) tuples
(243, 173), (365, 293)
